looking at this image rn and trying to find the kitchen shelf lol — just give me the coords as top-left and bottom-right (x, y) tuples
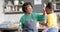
(52, 2), (60, 3)
(4, 11), (24, 14)
(7, 4), (23, 6)
(4, 0), (24, 14)
(51, 0), (60, 12)
(54, 9), (60, 10)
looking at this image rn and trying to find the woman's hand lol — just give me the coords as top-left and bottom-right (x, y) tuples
(40, 22), (47, 26)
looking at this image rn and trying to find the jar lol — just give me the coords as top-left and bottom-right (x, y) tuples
(14, 0), (19, 5)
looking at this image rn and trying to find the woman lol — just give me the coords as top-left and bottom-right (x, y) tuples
(20, 2), (46, 32)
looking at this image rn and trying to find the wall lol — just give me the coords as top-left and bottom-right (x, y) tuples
(4, 0), (45, 23)
(20, 0), (45, 13)
(4, 14), (24, 23)
(0, 0), (59, 23)
(0, 0), (4, 24)
(0, 0), (23, 23)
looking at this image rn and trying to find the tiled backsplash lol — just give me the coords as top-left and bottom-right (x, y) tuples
(4, 14), (24, 23)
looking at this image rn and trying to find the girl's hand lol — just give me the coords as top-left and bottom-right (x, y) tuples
(43, 10), (47, 16)
(43, 3), (47, 16)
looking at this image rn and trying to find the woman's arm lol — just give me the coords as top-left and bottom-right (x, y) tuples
(19, 16), (24, 32)
(40, 21), (47, 26)
(37, 10), (47, 26)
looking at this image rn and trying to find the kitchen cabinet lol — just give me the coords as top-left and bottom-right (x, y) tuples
(3, 0), (24, 14)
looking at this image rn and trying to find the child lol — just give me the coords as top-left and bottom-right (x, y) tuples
(42, 2), (58, 32)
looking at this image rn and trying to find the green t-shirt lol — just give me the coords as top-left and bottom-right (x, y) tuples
(20, 12), (45, 29)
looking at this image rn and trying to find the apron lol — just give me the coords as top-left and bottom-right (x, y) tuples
(23, 15), (38, 32)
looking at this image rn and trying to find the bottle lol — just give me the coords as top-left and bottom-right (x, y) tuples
(21, 1), (24, 4)
(19, 7), (22, 12)
(8, 1), (12, 5)
(6, 6), (11, 12)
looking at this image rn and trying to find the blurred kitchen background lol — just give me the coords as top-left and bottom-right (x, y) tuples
(0, 0), (60, 32)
